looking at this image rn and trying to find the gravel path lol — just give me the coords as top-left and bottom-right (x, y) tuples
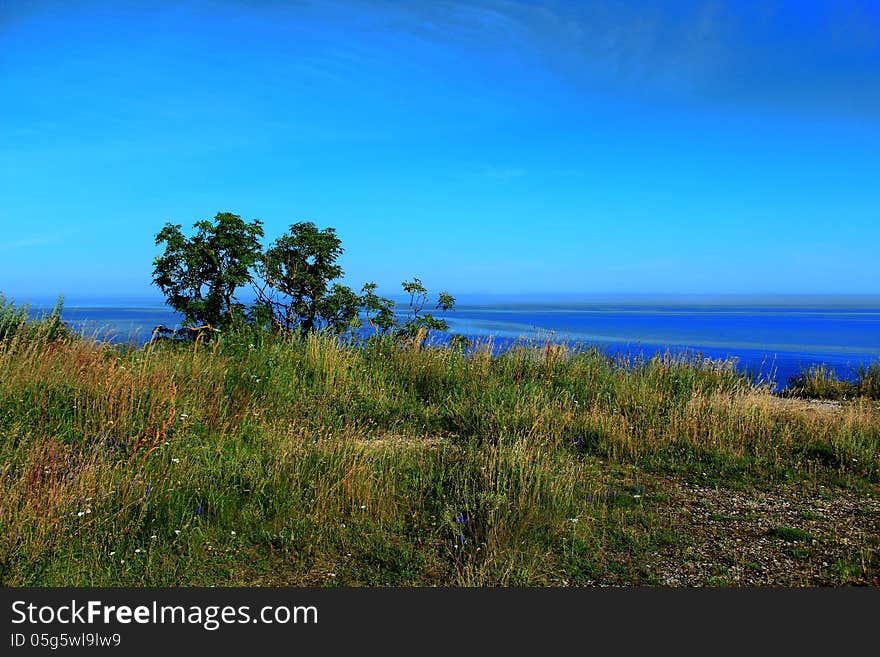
(650, 478), (880, 586)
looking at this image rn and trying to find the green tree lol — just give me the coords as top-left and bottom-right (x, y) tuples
(152, 212), (264, 330)
(319, 283), (363, 335)
(255, 222), (360, 335)
(398, 277), (456, 343)
(358, 279), (456, 343)
(360, 282), (397, 335)
(152, 214), (458, 342)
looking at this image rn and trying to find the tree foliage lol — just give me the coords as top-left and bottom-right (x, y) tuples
(398, 277), (455, 343)
(360, 282), (397, 335)
(254, 222), (360, 335)
(152, 212), (264, 329)
(152, 212), (458, 343)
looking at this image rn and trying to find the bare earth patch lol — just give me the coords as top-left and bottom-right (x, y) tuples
(768, 396), (844, 414)
(650, 477), (880, 586)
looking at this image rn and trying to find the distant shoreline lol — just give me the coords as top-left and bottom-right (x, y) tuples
(19, 299), (880, 391)
(18, 292), (880, 310)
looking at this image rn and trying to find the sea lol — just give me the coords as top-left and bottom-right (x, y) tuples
(25, 295), (880, 390)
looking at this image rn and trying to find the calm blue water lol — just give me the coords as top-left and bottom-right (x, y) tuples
(444, 304), (880, 387)
(30, 299), (880, 389)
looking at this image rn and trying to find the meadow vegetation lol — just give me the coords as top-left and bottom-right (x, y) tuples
(788, 363), (880, 401)
(1, 302), (878, 586)
(1, 213), (877, 586)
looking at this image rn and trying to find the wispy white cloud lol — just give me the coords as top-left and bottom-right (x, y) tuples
(483, 166), (526, 179)
(551, 168), (586, 178)
(327, 0), (880, 120)
(0, 235), (58, 251)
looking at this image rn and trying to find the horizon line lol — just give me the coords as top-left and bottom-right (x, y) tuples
(14, 291), (880, 309)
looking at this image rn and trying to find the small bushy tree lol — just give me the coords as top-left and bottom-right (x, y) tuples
(319, 283), (362, 335)
(254, 222), (360, 335)
(153, 212), (264, 329)
(152, 213), (458, 343)
(399, 277), (455, 342)
(359, 279), (456, 344)
(360, 282), (396, 335)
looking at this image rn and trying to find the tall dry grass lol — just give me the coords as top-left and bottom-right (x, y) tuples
(1, 323), (877, 585)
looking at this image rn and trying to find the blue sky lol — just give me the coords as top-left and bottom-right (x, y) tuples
(1, 0), (879, 303)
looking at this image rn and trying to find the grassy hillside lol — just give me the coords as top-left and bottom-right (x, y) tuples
(1, 315), (878, 586)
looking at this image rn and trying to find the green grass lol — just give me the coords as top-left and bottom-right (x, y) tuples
(709, 512), (738, 523)
(1, 313), (878, 586)
(788, 361), (880, 401)
(771, 526), (816, 542)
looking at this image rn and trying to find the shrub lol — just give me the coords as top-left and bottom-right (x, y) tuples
(856, 361), (880, 400)
(0, 294), (67, 344)
(787, 365), (856, 400)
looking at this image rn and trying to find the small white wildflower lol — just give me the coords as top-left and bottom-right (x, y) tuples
(134, 548), (142, 554)
(174, 530), (181, 535)
(77, 511), (85, 518)
(359, 504), (366, 510)
(163, 441), (170, 446)
(570, 517), (579, 523)
(85, 508), (91, 514)
(230, 531), (236, 536)
(179, 413), (189, 419)
(109, 551), (116, 556)
(150, 535), (157, 539)
(171, 458), (180, 463)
